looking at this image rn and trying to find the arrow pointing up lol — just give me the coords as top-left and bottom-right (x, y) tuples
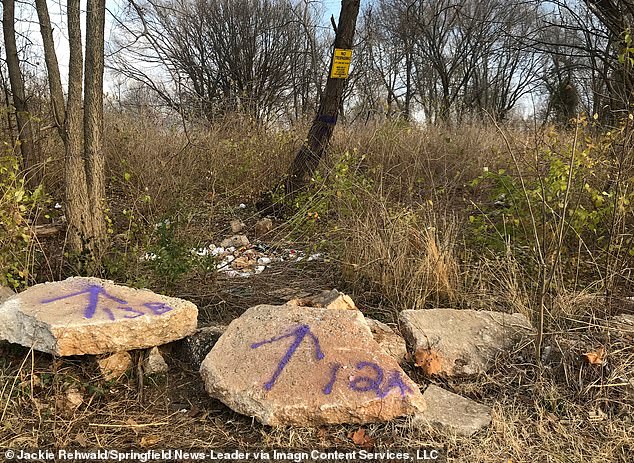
(251, 324), (325, 390)
(41, 284), (128, 319)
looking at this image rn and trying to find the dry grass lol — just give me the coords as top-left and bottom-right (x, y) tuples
(337, 192), (461, 311)
(1, 314), (632, 461)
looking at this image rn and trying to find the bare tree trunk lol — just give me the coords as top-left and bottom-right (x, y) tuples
(35, 0), (107, 265)
(34, 0), (66, 134)
(0, 65), (15, 139)
(84, 0), (108, 256)
(65, 0), (93, 254)
(285, 0), (361, 195)
(3, 0), (38, 184)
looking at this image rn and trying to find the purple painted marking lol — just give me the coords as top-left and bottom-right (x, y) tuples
(41, 284), (128, 319)
(251, 324), (325, 391)
(378, 371), (413, 398)
(143, 302), (173, 315)
(323, 363), (342, 395)
(104, 308), (115, 321)
(118, 306), (144, 319)
(349, 361), (384, 396)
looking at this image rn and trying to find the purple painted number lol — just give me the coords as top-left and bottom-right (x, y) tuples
(143, 302), (173, 315)
(41, 283), (173, 319)
(349, 361), (384, 396)
(251, 324), (325, 390)
(349, 362), (412, 398)
(323, 363), (342, 395)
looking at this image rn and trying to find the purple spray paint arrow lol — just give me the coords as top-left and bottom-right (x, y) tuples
(251, 324), (325, 390)
(41, 284), (128, 319)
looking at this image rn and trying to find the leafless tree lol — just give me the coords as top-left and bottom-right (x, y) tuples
(110, 0), (323, 123)
(2, 0), (37, 183)
(354, 0), (544, 124)
(35, 0), (108, 261)
(286, 0), (361, 194)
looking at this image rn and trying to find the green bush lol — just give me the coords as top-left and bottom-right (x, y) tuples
(0, 150), (45, 288)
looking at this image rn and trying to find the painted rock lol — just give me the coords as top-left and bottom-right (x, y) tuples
(400, 309), (534, 376)
(0, 277), (197, 356)
(200, 304), (426, 426)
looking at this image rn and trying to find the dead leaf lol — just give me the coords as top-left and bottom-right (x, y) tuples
(349, 427), (376, 449)
(583, 346), (606, 365)
(140, 434), (161, 448)
(414, 348), (443, 376)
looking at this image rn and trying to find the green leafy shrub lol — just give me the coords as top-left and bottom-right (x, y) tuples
(468, 115), (634, 281)
(0, 149), (45, 288)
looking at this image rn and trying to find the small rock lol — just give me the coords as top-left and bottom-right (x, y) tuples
(98, 351), (132, 381)
(230, 219), (246, 233)
(414, 385), (492, 436)
(288, 289), (357, 311)
(200, 305), (425, 426)
(57, 387), (84, 416)
(257, 257), (272, 265)
(255, 218), (273, 237)
(365, 318), (407, 364)
(144, 347), (169, 375)
(0, 286), (15, 304)
(220, 235), (250, 248)
(400, 309), (534, 376)
(66, 388), (84, 410)
(170, 325), (227, 370)
(0, 277), (198, 356)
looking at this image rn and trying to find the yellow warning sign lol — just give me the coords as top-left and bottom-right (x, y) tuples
(330, 48), (353, 79)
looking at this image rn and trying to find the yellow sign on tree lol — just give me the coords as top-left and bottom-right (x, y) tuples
(330, 48), (353, 79)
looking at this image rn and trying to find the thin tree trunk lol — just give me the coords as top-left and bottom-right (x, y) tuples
(65, 0), (93, 253)
(285, 0), (361, 195)
(3, 0), (38, 184)
(34, 0), (66, 135)
(84, 0), (108, 256)
(0, 57), (16, 143)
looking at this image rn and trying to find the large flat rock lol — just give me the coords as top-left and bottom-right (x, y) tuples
(0, 277), (197, 356)
(400, 309), (533, 376)
(415, 385), (492, 436)
(200, 304), (426, 426)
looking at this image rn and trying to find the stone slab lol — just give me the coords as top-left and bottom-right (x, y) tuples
(0, 277), (198, 356)
(365, 318), (407, 364)
(169, 325), (227, 370)
(0, 286), (15, 304)
(400, 309), (533, 376)
(200, 304), (426, 426)
(415, 385), (492, 436)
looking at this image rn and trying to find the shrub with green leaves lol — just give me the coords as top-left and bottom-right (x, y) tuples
(0, 150), (45, 288)
(468, 115), (634, 280)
